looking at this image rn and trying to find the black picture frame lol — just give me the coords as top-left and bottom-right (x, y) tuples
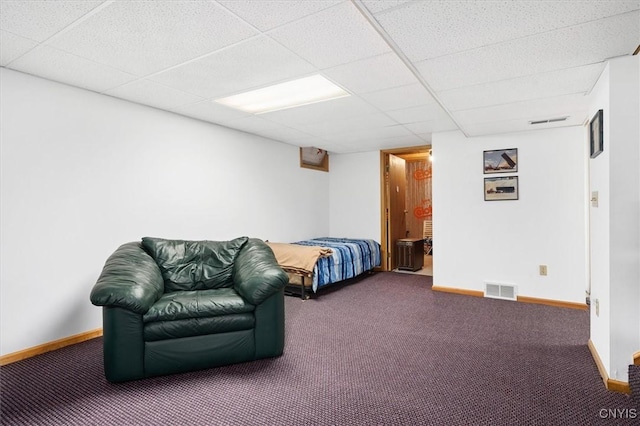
(483, 148), (518, 174)
(484, 176), (519, 201)
(590, 109), (603, 159)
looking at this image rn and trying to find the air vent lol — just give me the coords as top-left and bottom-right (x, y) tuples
(484, 282), (517, 301)
(529, 117), (568, 125)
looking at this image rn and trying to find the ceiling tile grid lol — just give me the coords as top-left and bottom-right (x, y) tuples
(1, 0), (638, 153)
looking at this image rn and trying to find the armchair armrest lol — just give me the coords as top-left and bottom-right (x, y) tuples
(233, 239), (288, 305)
(90, 242), (164, 315)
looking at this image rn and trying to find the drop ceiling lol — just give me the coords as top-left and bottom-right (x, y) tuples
(1, 0), (638, 153)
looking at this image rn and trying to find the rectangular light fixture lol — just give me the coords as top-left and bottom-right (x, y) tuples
(214, 74), (350, 114)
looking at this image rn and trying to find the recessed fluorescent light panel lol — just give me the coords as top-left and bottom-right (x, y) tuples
(214, 75), (350, 114)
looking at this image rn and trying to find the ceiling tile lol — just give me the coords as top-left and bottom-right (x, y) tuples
(403, 118), (459, 134)
(438, 63), (606, 112)
(298, 112), (399, 138)
(268, 2), (391, 69)
(452, 93), (589, 126)
(361, 0), (413, 14)
(360, 83), (440, 112)
(221, 115), (314, 143)
(329, 123), (414, 144)
(150, 36), (316, 99)
(462, 113), (587, 137)
(385, 103), (452, 124)
(218, 0), (342, 31)
(0, 30), (38, 66)
(322, 52), (418, 95)
(415, 11), (640, 91)
(7, 45), (137, 92)
(171, 100), (252, 125)
(104, 79), (204, 110)
(372, 1), (640, 61)
(0, 0), (103, 42)
(47, 1), (258, 76)
(260, 95), (380, 127)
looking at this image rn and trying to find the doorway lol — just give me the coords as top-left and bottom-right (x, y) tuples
(380, 146), (433, 274)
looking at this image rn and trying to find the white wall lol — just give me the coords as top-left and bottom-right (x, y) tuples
(589, 56), (640, 382)
(432, 127), (588, 304)
(329, 151), (381, 241)
(0, 68), (330, 356)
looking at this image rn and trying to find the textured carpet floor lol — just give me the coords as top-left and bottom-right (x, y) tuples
(1, 272), (635, 425)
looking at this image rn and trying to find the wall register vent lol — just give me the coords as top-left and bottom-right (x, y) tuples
(529, 117), (568, 125)
(484, 282), (517, 301)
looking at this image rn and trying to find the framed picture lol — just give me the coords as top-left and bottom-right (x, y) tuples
(590, 109), (603, 159)
(484, 176), (519, 201)
(483, 148), (517, 174)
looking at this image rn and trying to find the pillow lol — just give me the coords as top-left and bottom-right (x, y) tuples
(141, 236), (248, 292)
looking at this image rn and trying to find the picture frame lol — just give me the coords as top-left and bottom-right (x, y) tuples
(483, 148), (517, 174)
(484, 176), (519, 201)
(590, 109), (603, 159)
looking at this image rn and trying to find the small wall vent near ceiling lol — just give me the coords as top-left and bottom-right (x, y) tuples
(529, 117), (568, 125)
(484, 282), (517, 301)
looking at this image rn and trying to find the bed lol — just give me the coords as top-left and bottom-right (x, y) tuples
(267, 237), (381, 299)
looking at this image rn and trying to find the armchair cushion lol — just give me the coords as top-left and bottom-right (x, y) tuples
(142, 236), (248, 292)
(90, 242), (164, 315)
(233, 238), (289, 305)
(143, 288), (254, 323)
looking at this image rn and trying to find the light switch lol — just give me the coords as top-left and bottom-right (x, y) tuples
(591, 191), (598, 207)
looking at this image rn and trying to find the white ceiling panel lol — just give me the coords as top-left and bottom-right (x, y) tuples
(0, 0), (104, 42)
(403, 118), (459, 135)
(385, 103), (452, 124)
(221, 115), (314, 143)
(452, 93), (589, 126)
(370, 0), (640, 61)
(268, 2), (391, 69)
(462, 113), (587, 137)
(298, 112), (399, 138)
(8, 45), (136, 92)
(171, 100), (252, 125)
(360, 83), (440, 112)
(218, 0), (342, 31)
(438, 63), (606, 112)
(46, 1), (258, 76)
(415, 11), (640, 91)
(260, 95), (380, 127)
(104, 79), (204, 111)
(322, 52), (418, 95)
(360, 0), (413, 14)
(149, 36), (316, 99)
(2, 1), (637, 153)
(0, 30), (37, 66)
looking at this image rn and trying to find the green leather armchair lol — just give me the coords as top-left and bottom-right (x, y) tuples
(90, 236), (288, 383)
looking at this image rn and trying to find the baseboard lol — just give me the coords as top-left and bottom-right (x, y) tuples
(431, 286), (484, 298)
(431, 285), (587, 310)
(516, 295), (587, 310)
(0, 328), (103, 366)
(634, 351), (640, 365)
(587, 339), (631, 394)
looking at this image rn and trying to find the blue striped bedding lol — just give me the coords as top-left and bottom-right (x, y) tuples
(292, 238), (381, 292)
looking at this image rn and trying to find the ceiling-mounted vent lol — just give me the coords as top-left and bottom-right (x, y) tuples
(484, 282), (517, 301)
(529, 117), (568, 125)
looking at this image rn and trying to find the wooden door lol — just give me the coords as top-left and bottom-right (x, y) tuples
(387, 154), (407, 270)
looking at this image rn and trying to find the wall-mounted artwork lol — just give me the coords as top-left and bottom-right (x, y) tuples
(590, 109), (603, 159)
(483, 148), (517, 174)
(484, 176), (519, 201)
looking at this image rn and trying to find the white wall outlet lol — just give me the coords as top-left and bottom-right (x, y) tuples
(595, 299), (600, 317)
(539, 265), (548, 276)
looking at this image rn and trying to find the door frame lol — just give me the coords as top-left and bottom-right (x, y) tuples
(379, 145), (431, 271)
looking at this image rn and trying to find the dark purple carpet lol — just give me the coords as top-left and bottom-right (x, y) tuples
(1, 272), (635, 425)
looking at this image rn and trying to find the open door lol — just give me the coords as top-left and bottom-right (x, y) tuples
(385, 153), (407, 270)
